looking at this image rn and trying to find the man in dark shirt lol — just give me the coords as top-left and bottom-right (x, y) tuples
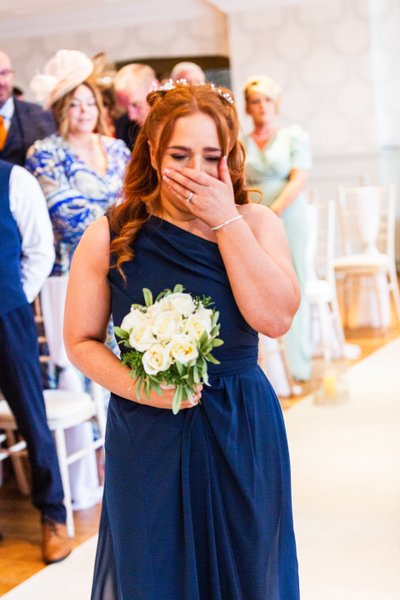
(0, 50), (55, 166)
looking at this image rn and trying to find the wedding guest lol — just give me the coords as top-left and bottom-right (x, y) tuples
(26, 49), (130, 276)
(64, 81), (301, 599)
(243, 75), (312, 382)
(0, 50), (55, 166)
(113, 63), (158, 150)
(0, 159), (71, 564)
(170, 61), (206, 85)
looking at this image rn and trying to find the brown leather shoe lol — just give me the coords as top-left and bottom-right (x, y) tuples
(41, 518), (72, 564)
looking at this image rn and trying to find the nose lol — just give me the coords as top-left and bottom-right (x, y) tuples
(187, 154), (202, 170)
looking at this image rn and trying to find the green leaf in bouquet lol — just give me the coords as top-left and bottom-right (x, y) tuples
(199, 330), (209, 346)
(135, 377), (144, 402)
(211, 310), (220, 327)
(211, 338), (224, 347)
(202, 343), (214, 355)
(173, 284), (184, 293)
(113, 326), (129, 340)
(202, 369), (209, 386)
(172, 385), (183, 415)
(175, 360), (184, 376)
(142, 288), (153, 307)
(155, 288), (171, 302)
(193, 364), (200, 384)
(205, 353), (221, 365)
(200, 295), (213, 307)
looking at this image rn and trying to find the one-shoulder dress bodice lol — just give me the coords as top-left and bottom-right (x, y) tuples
(109, 216), (259, 377)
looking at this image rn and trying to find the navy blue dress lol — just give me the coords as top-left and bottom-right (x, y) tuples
(91, 216), (300, 600)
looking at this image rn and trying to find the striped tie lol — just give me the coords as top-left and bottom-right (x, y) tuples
(0, 115), (7, 150)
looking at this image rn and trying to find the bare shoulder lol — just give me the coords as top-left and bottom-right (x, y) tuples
(238, 203), (284, 236)
(73, 216), (110, 270)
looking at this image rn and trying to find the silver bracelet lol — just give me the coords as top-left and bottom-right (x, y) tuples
(211, 214), (244, 231)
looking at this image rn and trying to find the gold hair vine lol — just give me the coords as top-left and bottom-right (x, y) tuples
(151, 79), (235, 105)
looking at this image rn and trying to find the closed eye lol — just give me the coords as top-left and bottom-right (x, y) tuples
(170, 154), (188, 161)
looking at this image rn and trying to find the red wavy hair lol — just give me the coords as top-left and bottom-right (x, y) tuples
(109, 83), (250, 277)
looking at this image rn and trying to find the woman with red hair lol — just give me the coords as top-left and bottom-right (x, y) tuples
(65, 82), (300, 600)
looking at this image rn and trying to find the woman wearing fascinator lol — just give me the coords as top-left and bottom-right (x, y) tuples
(64, 81), (301, 599)
(243, 75), (312, 383)
(25, 49), (130, 276)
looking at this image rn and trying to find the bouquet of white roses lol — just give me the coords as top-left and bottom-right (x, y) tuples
(114, 284), (223, 414)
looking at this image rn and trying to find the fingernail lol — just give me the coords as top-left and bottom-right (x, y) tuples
(163, 168), (170, 175)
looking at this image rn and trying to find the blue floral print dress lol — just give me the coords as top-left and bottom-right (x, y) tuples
(26, 133), (130, 275)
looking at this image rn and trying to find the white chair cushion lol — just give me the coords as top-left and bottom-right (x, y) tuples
(306, 279), (333, 303)
(43, 389), (94, 430)
(333, 253), (388, 273)
(0, 392), (94, 431)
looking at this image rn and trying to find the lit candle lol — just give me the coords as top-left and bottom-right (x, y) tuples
(323, 371), (337, 397)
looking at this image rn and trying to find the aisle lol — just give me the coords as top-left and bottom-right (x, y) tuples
(3, 338), (400, 599)
(2, 536), (97, 599)
(285, 337), (400, 599)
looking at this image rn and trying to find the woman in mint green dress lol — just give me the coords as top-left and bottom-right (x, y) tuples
(243, 75), (312, 381)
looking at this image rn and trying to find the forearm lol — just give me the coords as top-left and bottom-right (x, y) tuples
(270, 170), (308, 215)
(215, 218), (299, 336)
(66, 338), (137, 401)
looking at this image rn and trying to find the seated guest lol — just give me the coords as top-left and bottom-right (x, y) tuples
(0, 159), (71, 564)
(113, 63), (158, 150)
(0, 50), (55, 165)
(26, 49), (130, 276)
(170, 61), (206, 85)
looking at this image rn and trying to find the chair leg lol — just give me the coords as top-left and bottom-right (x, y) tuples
(341, 274), (351, 329)
(317, 300), (332, 363)
(53, 428), (75, 538)
(5, 430), (30, 496)
(331, 296), (346, 358)
(389, 268), (400, 326)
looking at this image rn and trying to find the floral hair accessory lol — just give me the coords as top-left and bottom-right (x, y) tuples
(150, 79), (235, 106)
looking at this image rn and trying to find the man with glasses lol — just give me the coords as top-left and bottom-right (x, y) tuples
(0, 50), (55, 166)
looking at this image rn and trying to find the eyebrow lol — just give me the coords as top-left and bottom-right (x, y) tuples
(167, 145), (221, 152)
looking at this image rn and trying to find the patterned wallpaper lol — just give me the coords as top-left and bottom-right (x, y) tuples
(7, 8), (228, 98)
(229, 0), (378, 156)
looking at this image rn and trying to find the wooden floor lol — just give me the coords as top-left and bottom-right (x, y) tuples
(0, 317), (399, 595)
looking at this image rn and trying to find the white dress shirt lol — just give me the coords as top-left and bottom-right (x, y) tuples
(0, 96), (14, 132)
(9, 165), (55, 302)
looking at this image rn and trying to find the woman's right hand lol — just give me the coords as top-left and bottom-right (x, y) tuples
(137, 384), (203, 410)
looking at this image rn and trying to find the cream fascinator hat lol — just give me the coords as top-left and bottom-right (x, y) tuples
(30, 49), (94, 108)
(243, 75), (282, 103)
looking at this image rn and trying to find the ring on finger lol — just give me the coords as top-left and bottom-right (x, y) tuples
(186, 191), (194, 203)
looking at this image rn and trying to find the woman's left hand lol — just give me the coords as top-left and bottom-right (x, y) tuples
(163, 156), (239, 228)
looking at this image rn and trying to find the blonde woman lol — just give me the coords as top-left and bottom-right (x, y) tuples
(243, 75), (312, 382)
(26, 50), (130, 275)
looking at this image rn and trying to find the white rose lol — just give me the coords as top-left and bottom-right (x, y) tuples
(166, 293), (196, 317)
(147, 297), (169, 321)
(152, 310), (181, 343)
(185, 307), (213, 341)
(142, 344), (172, 375)
(121, 308), (146, 333)
(168, 334), (199, 365)
(129, 318), (157, 352)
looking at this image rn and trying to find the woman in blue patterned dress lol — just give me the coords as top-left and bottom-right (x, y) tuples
(26, 50), (130, 275)
(243, 75), (312, 382)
